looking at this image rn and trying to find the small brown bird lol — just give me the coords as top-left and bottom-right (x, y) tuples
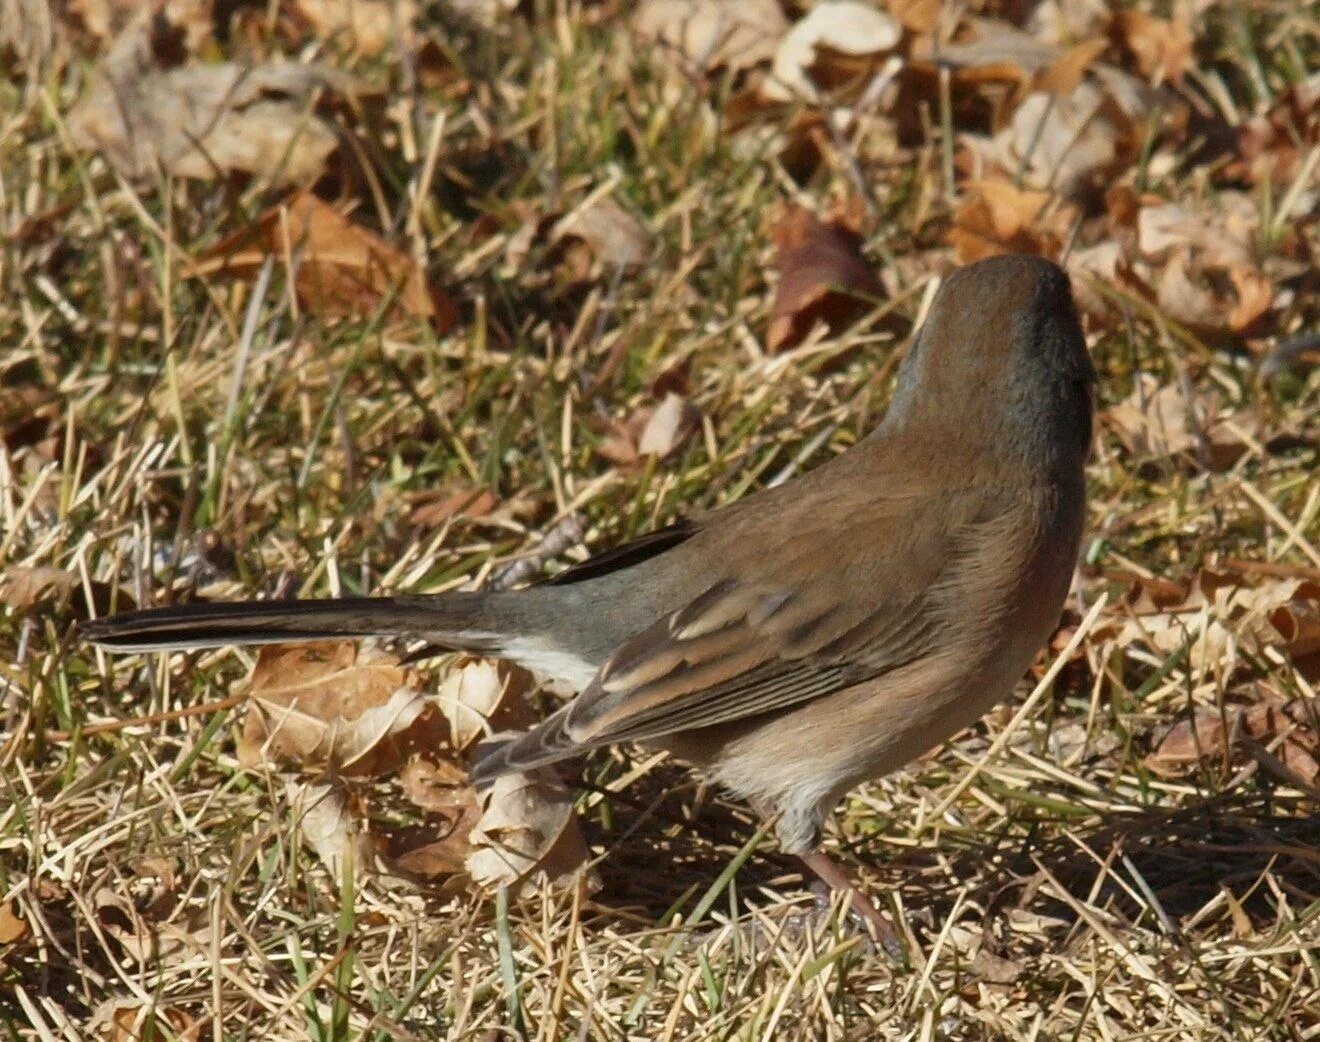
(84, 254), (1094, 933)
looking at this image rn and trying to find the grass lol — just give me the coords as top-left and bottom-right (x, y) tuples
(2, 1), (1319, 1039)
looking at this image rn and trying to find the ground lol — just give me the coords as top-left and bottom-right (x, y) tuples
(1, 1), (1318, 1040)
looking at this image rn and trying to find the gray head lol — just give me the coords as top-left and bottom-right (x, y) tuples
(884, 254), (1096, 465)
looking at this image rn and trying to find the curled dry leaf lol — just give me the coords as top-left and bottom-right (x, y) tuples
(632, 0), (787, 74)
(237, 641), (445, 777)
(1105, 373), (1253, 472)
(767, 205), (881, 353)
(68, 22), (358, 184)
(552, 194), (653, 273)
(1, 565), (77, 609)
(407, 486), (500, 529)
(194, 191), (458, 329)
(987, 65), (1159, 196)
(637, 392), (702, 458)
(597, 394), (702, 466)
(762, 0), (901, 103)
(1119, 571), (1320, 680)
(1136, 196), (1274, 334)
(1230, 74), (1320, 186)
(287, 777), (371, 879)
(1146, 695), (1320, 784)
(466, 770), (593, 893)
(437, 657), (536, 753)
(947, 179), (1077, 265)
(293, 0), (417, 57)
(0, 900), (28, 944)
(379, 758), (481, 878)
(1110, 6), (1193, 85)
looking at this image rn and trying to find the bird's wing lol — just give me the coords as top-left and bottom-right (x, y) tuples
(472, 482), (1021, 783)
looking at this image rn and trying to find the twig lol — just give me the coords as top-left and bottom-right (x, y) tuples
(45, 691), (245, 743)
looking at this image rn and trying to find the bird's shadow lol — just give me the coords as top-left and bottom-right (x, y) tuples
(578, 766), (1320, 937)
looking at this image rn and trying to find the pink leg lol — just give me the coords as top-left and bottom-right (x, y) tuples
(798, 849), (903, 956)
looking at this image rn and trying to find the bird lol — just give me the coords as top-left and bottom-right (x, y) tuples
(83, 253), (1095, 940)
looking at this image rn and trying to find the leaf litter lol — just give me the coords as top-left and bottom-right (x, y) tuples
(8, 0), (1320, 1035)
(237, 641), (592, 893)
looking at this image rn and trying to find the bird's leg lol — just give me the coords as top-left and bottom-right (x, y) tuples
(797, 848), (904, 957)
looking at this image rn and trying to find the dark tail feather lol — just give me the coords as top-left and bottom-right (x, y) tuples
(80, 593), (497, 653)
(469, 711), (584, 788)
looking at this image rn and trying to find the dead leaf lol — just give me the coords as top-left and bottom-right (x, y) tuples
(762, 0), (901, 103)
(551, 194), (652, 272)
(885, 0), (940, 34)
(237, 642), (444, 777)
(986, 65), (1158, 196)
(407, 487), (500, 528)
(1120, 571), (1320, 680)
(1146, 696), (1319, 783)
(288, 777), (370, 879)
(0, 900), (27, 944)
(195, 191), (458, 329)
(1227, 266), (1274, 334)
(1, 566), (77, 609)
(971, 946), (1024, 984)
(1111, 6), (1193, 85)
(379, 760), (481, 878)
(94, 887), (158, 965)
(947, 179), (1076, 264)
(1034, 38), (1108, 96)
(399, 755), (471, 811)
(632, 0), (788, 74)
(767, 205), (881, 353)
(444, 0), (519, 26)
(437, 657), (536, 753)
(98, 1002), (199, 1042)
(68, 22), (358, 184)
(1105, 374), (1251, 471)
(293, 0), (416, 56)
(637, 393), (701, 458)
(1230, 74), (1320, 186)
(466, 770), (593, 893)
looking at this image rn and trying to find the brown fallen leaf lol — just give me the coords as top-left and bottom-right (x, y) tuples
(985, 65), (1161, 196)
(947, 179), (1077, 265)
(767, 205), (881, 353)
(288, 777), (371, 879)
(1110, 5), (1193, 85)
(436, 657), (536, 754)
(195, 191), (458, 329)
(68, 21), (359, 184)
(637, 392), (702, 459)
(551, 193), (653, 274)
(762, 0), (901, 103)
(971, 945), (1024, 984)
(98, 1003), (199, 1042)
(1229, 74), (1320, 186)
(292, 0), (417, 57)
(0, 900), (27, 944)
(380, 759), (481, 878)
(1105, 373), (1253, 472)
(632, 0), (788, 74)
(407, 487), (500, 529)
(596, 394), (703, 466)
(237, 641), (445, 777)
(466, 770), (593, 893)
(1, 566), (77, 609)
(1146, 696), (1320, 783)
(1119, 571), (1320, 680)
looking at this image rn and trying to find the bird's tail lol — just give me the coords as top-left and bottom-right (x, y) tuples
(79, 593), (501, 654)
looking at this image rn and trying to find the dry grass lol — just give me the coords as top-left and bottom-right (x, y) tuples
(2, 2), (1319, 1040)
